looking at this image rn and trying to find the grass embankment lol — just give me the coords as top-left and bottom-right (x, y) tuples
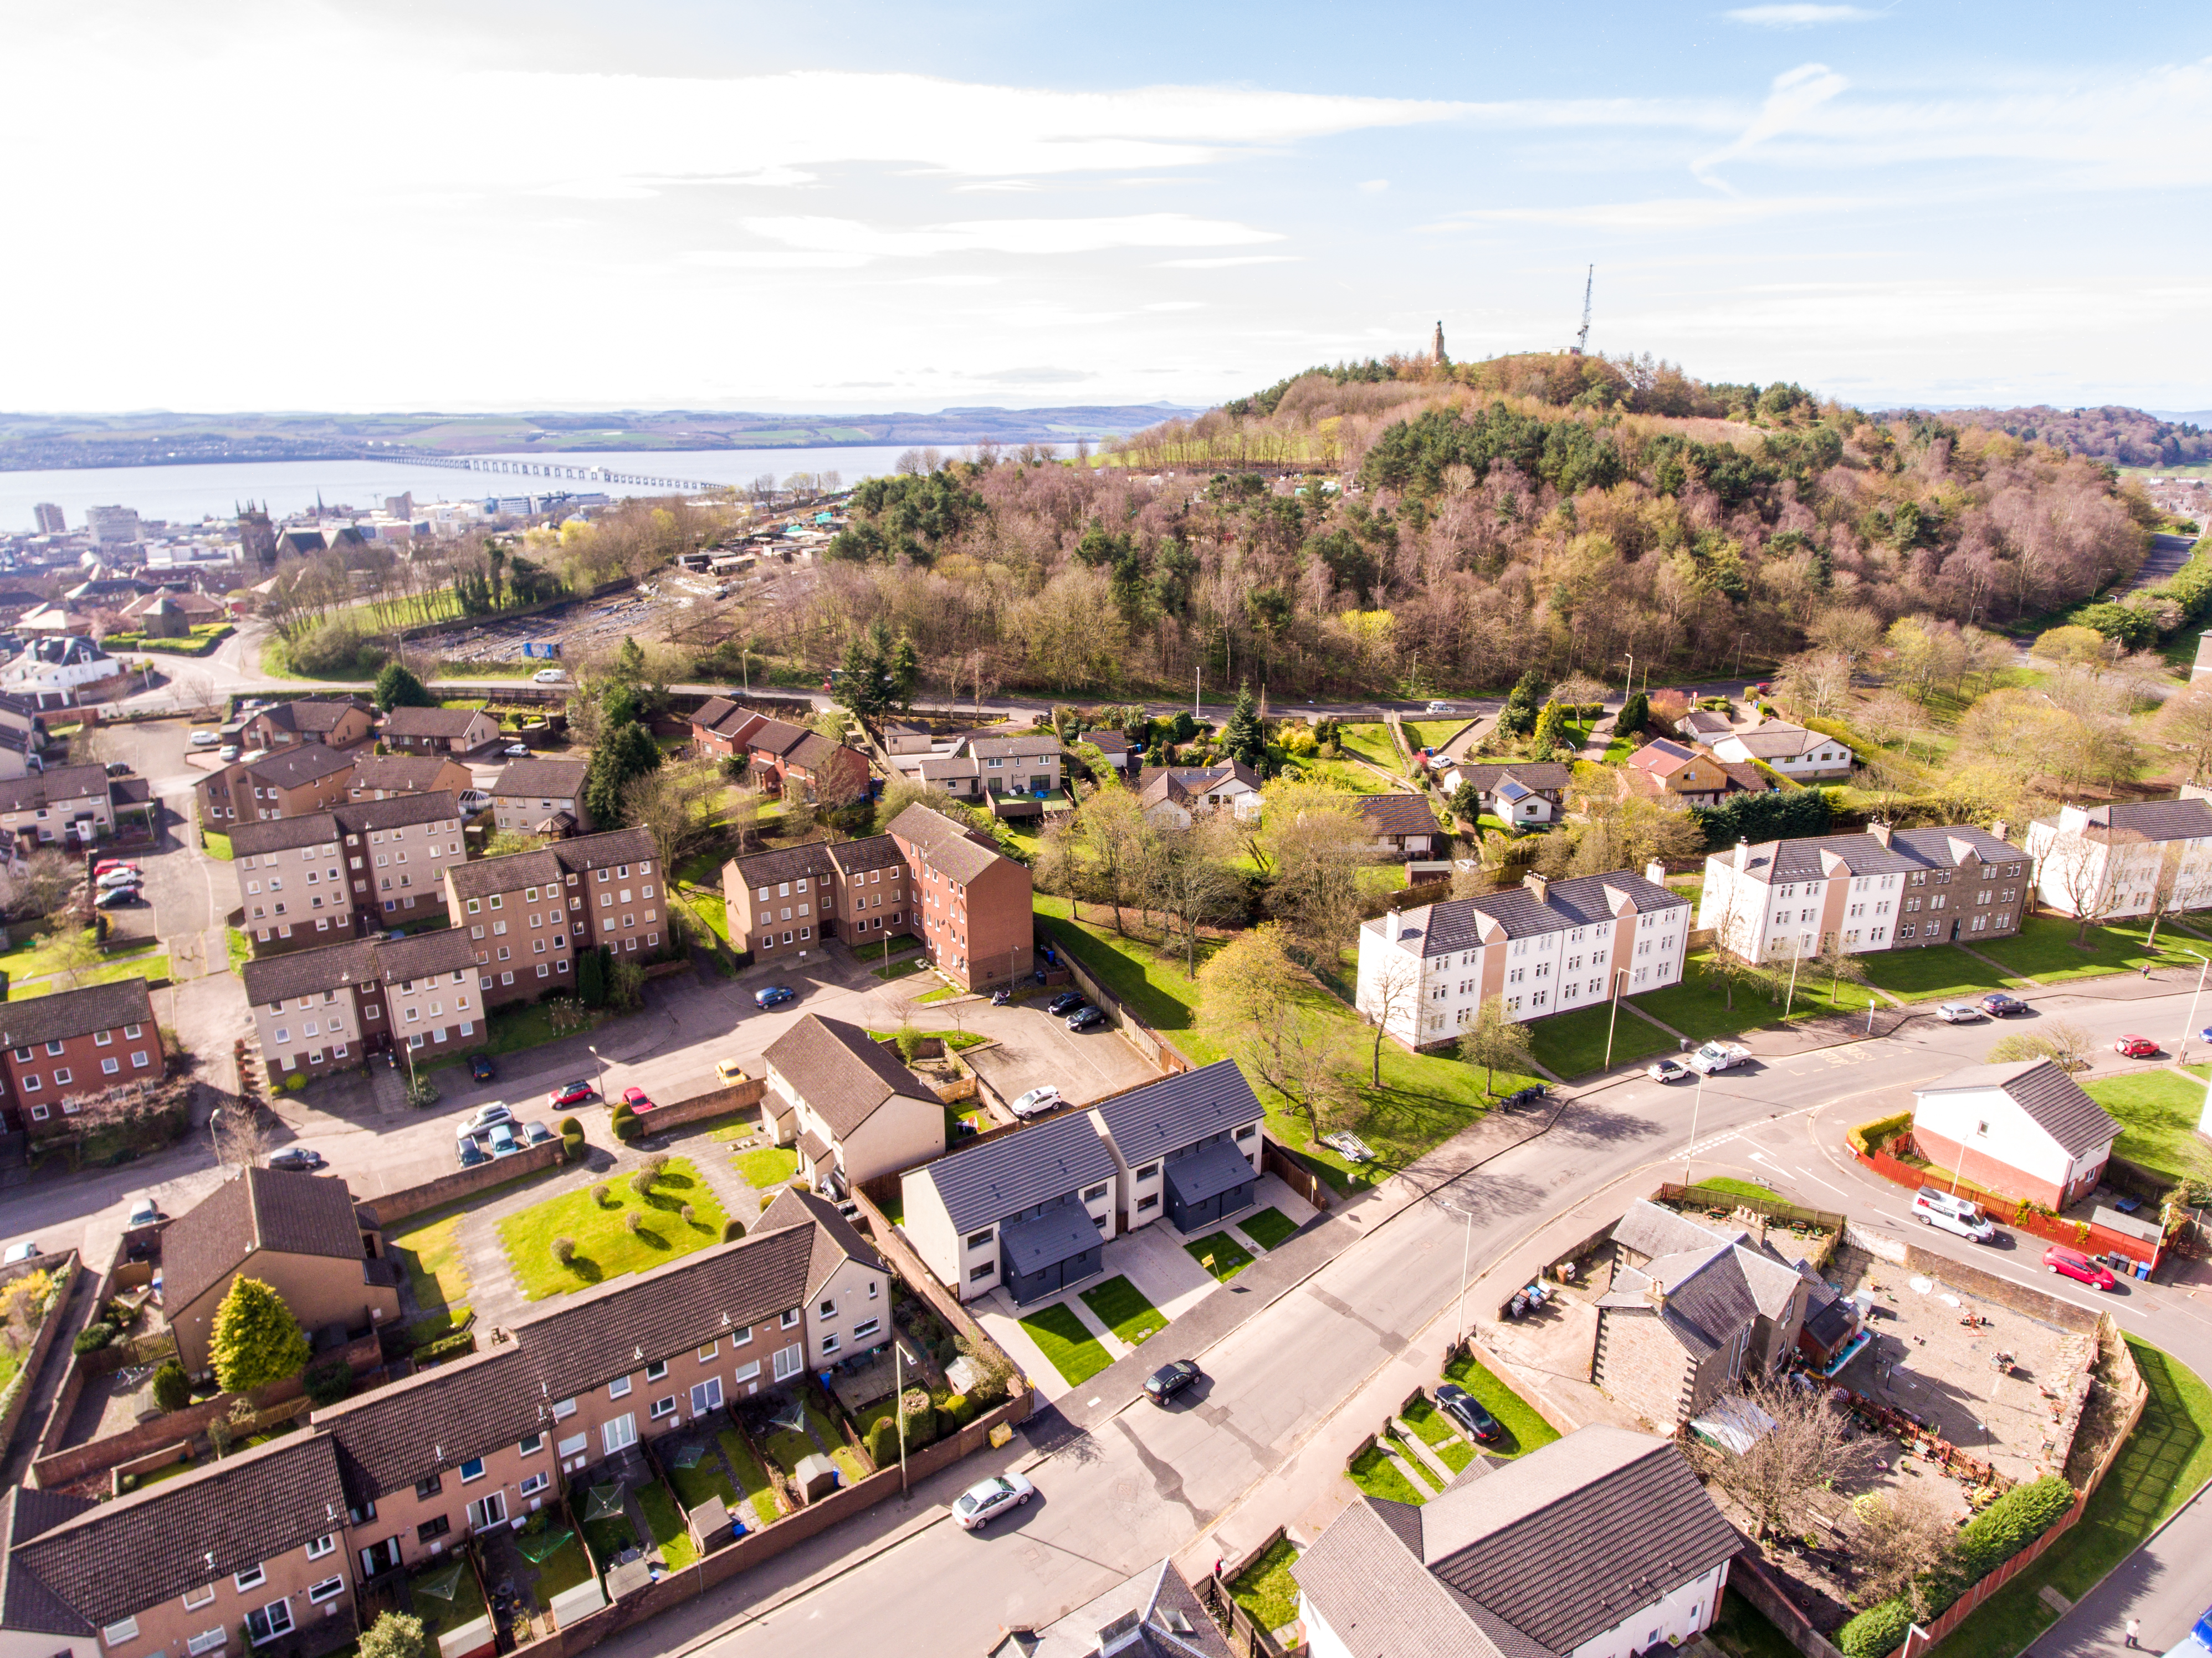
(499, 1159), (728, 1299)
(1975, 914), (2199, 986)
(1336, 724), (1401, 771)
(1441, 1354), (1560, 1459)
(388, 1211), (472, 1342)
(2079, 1071), (2212, 1184)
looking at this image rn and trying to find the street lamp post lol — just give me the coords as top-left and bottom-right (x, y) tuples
(1453, 1204), (1474, 1350)
(587, 1043), (606, 1104)
(1683, 1066), (1707, 1188)
(1602, 968), (1629, 1069)
(208, 1107), (223, 1170)
(2178, 949), (2209, 1063)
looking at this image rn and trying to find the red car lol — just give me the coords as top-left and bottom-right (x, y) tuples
(2114, 1035), (2159, 1058)
(547, 1080), (595, 1108)
(2044, 1245), (2117, 1291)
(622, 1086), (655, 1111)
(93, 860), (140, 876)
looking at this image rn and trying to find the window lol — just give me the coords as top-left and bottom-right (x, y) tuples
(308, 1579), (345, 1606)
(651, 1395), (677, 1419)
(519, 1432), (544, 1456)
(467, 1490), (509, 1530)
(1137, 1193), (1159, 1212)
(780, 1308), (800, 1329)
(1134, 1164), (1159, 1181)
(304, 1533), (335, 1560)
(645, 1359), (668, 1381)
(690, 1377), (724, 1414)
(772, 1344), (804, 1381)
(233, 1565), (266, 1593)
(460, 1457), (485, 1482)
(1082, 1183), (1108, 1202)
(551, 1396), (577, 1420)
(818, 1299), (837, 1319)
(246, 1601), (295, 1646)
(697, 1340), (718, 1362)
(853, 1317), (880, 1340)
(609, 1374), (632, 1399)
(965, 1227), (995, 1248)
(188, 1632), (226, 1657)
(970, 1262), (995, 1282)
(520, 1471), (551, 1498)
(416, 1516), (452, 1544)
(821, 1334), (841, 1355)
(183, 1585), (216, 1611)
(106, 1618), (142, 1647)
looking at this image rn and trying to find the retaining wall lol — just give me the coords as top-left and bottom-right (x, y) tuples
(0, 1251), (79, 1470)
(632, 1077), (765, 1135)
(357, 1138), (566, 1229)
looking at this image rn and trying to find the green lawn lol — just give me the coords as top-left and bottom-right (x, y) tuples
(1078, 1276), (1167, 1347)
(1348, 1445), (1426, 1505)
(1401, 1396), (1476, 1472)
(498, 1158), (729, 1299)
(1692, 1177), (1787, 1203)
(516, 1522), (592, 1600)
(1527, 1002), (1673, 1078)
(915, 984), (961, 1004)
(2079, 1071), (2212, 1183)
(1441, 1353), (1561, 1459)
(0, 929), (103, 982)
(1228, 1537), (1303, 1634)
(873, 956), (927, 980)
(1404, 720), (1466, 751)
(1628, 950), (1882, 1042)
(1184, 1231), (1255, 1282)
(1389, 1429), (1445, 1492)
(635, 1479), (698, 1571)
(1935, 1338), (2212, 1658)
(388, 1210), (472, 1340)
(1033, 898), (1539, 1194)
(1858, 945), (2011, 1003)
(1296, 758), (1387, 794)
(865, 1027), (987, 1050)
(1017, 1302), (1113, 1386)
(1337, 724), (1401, 771)
(717, 1425), (783, 1523)
(1975, 914), (2200, 986)
(679, 886), (731, 947)
(851, 937), (924, 963)
(202, 828), (232, 859)
(423, 999), (611, 1071)
(1601, 733), (1637, 765)
(665, 1446), (739, 1512)
(1237, 1206), (1300, 1251)
(407, 1559), (488, 1641)
(734, 1145), (797, 1189)
(12, 951), (168, 998)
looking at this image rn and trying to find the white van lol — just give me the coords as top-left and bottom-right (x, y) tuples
(1913, 1186), (1996, 1242)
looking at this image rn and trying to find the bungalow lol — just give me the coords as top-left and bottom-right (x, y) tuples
(240, 697), (377, 754)
(377, 704), (500, 756)
(761, 1014), (945, 1191)
(349, 753), (474, 803)
(1089, 1060), (1263, 1234)
(1434, 760), (1572, 826)
(1135, 761), (1263, 827)
(1910, 1058), (2120, 1210)
(1350, 792), (1442, 858)
(1073, 728), (1139, 782)
(1710, 719), (1854, 780)
(900, 1110), (1119, 1304)
(1620, 739), (1766, 808)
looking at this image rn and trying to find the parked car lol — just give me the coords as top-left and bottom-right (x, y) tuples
(1647, 1058), (1689, 1083)
(467, 1052), (495, 1082)
(92, 860), (140, 876)
(532, 668), (567, 683)
(461, 1103), (515, 1133)
(521, 1121), (554, 1145)
(2044, 1245), (2118, 1291)
(1320, 1130), (1374, 1163)
(1912, 1186), (1996, 1242)
(267, 1148), (326, 1172)
(1424, 700), (1457, 715)
(126, 1196), (163, 1229)
(2, 1240), (39, 1264)
(2114, 1034), (2159, 1058)
(548, 1079), (595, 1107)
(1067, 1006), (1107, 1032)
(188, 730), (218, 747)
(716, 1058), (747, 1084)
(1144, 1359), (1201, 1405)
(487, 1124), (521, 1156)
(1009, 1084), (1061, 1120)
(623, 1086), (656, 1111)
(218, 745), (240, 762)
(952, 1472), (1035, 1530)
(1687, 1040), (1751, 1075)
(1936, 1002), (1983, 1024)
(503, 743), (532, 758)
(95, 887), (140, 909)
(96, 869), (140, 889)
(1981, 992), (2026, 1017)
(104, 761), (131, 777)
(755, 985), (796, 1009)
(1046, 991), (1086, 1017)
(455, 1138), (490, 1168)
(1434, 1382), (1502, 1442)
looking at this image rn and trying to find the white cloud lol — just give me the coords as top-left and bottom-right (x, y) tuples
(734, 213), (1281, 260)
(1693, 62), (1852, 187)
(1725, 4), (1878, 25)
(1446, 194), (1862, 231)
(1153, 255), (1304, 269)
(684, 250), (873, 270)
(1143, 301), (1206, 311)
(1359, 178), (1390, 193)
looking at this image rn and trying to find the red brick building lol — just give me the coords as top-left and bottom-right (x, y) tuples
(197, 744), (354, 828)
(442, 826), (665, 1006)
(0, 979), (162, 1133)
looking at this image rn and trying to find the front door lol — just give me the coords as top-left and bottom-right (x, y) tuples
(359, 1536), (401, 1578)
(602, 1413), (637, 1455)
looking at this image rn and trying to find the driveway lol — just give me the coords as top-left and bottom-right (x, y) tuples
(956, 997), (1160, 1112)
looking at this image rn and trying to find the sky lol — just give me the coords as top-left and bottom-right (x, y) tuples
(6, 0), (2212, 416)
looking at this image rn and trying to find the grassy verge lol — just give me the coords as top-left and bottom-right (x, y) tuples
(1975, 914), (2200, 986)
(1934, 1338), (2212, 1658)
(679, 886), (731, 947)
(1184, 1230), (1255, 1282)
(1228, 1536), (1302, 1634)
(388, 1211), (472, 1342)
(1442, 1353), (1561, 1459)
(1401, 1396), (1476, 1472)
(2078, 1071), (2212, 1184)
(202, 829), (232, 859)
(1527, 1002), (1673, 1077)
(1016, 1302), (1112, 1386)
(1693, 1177), (1787, 1203)
(498, 1158), (728, 1298)
(873, 956), (928, 980)
(851, 937), (923, 963)
(13, 952), (169, 999)
(1078, 1276), (1166, 1347)
(734, 1144), (797, 1188)
(1347, 1445), (1425, 1505)
(1859, 945), (2012, 1003)
(1237, 1206), (1300, 1250)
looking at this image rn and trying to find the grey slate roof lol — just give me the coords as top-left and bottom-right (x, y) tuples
(161, 1168), (366, 1316)
(1914, 1057), (2121, 1157)
(908, 1109), (1116, 1232)
(1001, 1203), (1107, 1276)
(1293, 1498), (1529, 1658)
(0, 979), (156, 1053)
(1721, 721), (1827, 760)
(1090, 1061), (1263, 1165)
(888, 801), (1003, 884)
(491, 757), (590, 798)
(0, 763), (110, 813)
(1353, 794), (1442, 839)
(1609, 1199), (1750, 1264)
(1163, 1139), (1259, 1207)
(825, 834), (906, 875)
(1436, 761), (1573, 797)
(380, 705), (489, 738)
(997, 1557), (1232, 1658)
(240, 937), (383, 1006)
(1727, 823), (2019, 886)
(742, 717), (810, 756)
(764, 1014), (937, 1139)
(754, 1186), (883, 1299)
(1381, 871), (1686, 959)
(446, 825), (657, 899)
(958, 732), (1062, 760)
(375, 927), (478, 986)
(231, 790), (462, 856)
(258, 697), (372, 734)
(2071, 796), (2212, 844)
(725, 842), (837, 890)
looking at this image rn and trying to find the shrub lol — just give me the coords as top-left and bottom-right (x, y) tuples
(1837, 1598), (1913, 1658)
(629, 1168), (656, 1198)
(940, 1391), (975, 1428)
(359, 1610), (430, 1658)
(1848, 1111), (1914, 1155)
(894, 1027), (922, 1065)
(559, 1115), (586, 1158)
(723, 1218), (747, 1242)
(645, 1152), (669, 1177)
(303, 1358), (354, 1407)
(864, 1415), (899, 1467)
(680, 1203), (696, 1224)
(591, 1183), (611, 1206)
(552, 1236), (577, 1266)
(73, 1322), (116, 1355)
(611, 1104), (640, 1143)
(1954, 1475), (2075, 1578)
(412, 1331), (474, 1364)
(283, 1073), (306, 1093)
(623, 1211), (642, 1234)
(152, 1359), (191, 1413)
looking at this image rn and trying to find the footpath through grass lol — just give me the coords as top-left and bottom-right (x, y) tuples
(2079, 1071), (2212, 1184)
(1442, 1353), (1561, 1459)
(1936, 1338), (2212, 1658)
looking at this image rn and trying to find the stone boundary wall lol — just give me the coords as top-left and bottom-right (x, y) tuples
(0, 1251), (79, 1470)
(633, 1077), (765, 1134)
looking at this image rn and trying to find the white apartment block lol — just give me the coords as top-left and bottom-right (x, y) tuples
(2025, 792), (2212, 920)
(1356, 868), (1689, 1051)
(1698, 822), (2024, 963)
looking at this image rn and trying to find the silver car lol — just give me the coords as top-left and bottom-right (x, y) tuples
(953, 1472), (1035, 1530)
(1936, 1002), (1982, 1024)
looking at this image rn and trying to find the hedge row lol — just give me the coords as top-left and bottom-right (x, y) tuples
(1836, 1475), (2076, 1658)
(1847, 1111), (1913, 1155)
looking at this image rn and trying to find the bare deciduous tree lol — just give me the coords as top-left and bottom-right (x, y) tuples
(1987, 1018), (2095, 1073)
(1689, 1374), (1880, 1542)
(1199, 923), (1360, 1138)
(1357, 948), (1422, 1086)
(2039, 827), (2120, 945)
(1849, 1487), (1958, 1614)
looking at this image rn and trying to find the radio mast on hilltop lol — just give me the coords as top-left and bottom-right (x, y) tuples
(1572, 265), (1593, 356)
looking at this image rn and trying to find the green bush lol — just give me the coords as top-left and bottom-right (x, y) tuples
(894, 1027), (922, 1065)
(610, 1104), (640, 1144)
(557, 1115), (586, 1159)
(412, 1331), (475, 1364)
(940, 1391), (975, 1429)
(303, 1358), (354, 1407)
(902, 1401), (938, 1451)
(73, 1322), (116, 1355)
(721, 1217), (747, 1242)
(1849, 1111), (1914, 1155)
(1837, 1598), (1913, 1658)
(152, 1359), (191, 1413)
(1954, 1474), (2074, 1577)
(864, 1415), (899, 1467)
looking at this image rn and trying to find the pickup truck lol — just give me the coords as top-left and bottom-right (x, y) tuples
(1686, 1041), (1752, 1075)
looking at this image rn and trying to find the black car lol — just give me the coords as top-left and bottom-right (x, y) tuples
(267, 1148), (326, 1173)
(1067, 1006), (1107, 1032)
(1435, 1382), (1502, 1442)
(469, 1053), (496, 1083)
(1144, 1359), (1201, 1405)
(1046, 991), (1086, 1017)
(1981, 992), (2027, 1017)
(104, 761), (131, 777)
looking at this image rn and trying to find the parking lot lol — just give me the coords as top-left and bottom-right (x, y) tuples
(957, 993), (1161, 1118)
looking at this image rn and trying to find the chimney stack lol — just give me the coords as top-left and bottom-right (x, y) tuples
(1868, 821), (1892, 848)
(1991, 818), (2009, 843)
(1645, 861), (1667, 886)
(1733, 838), (1749, 871)
(1523, 871), (1549, 904)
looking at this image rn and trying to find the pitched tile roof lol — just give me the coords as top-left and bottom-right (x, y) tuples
(754, 1186), (883, 1299)
(446, 826), (657, 899)
(0, 979), (156, 1052)
(240, 937), (383, 1006)
(1353, 794), (1442, 839)
(763, 1015), (936, 1139)
(1914, 1058), (2122, 1157)
(1725, 823), (2020, 886)
(690, 695), (745, 733)
(1136, 762), (1263, 808)
(905, 1109), (1117, 1233)
(0, 1487), (99, 1637)
(1628, 739), (1697, 775)
(161, 1167), (367, 1315)
(724, 843), (837, 891)
(0, 764), (110, 813)
(1377, 871), (1686, 959)
(825, 835), (905, 876)
(2071, 795), (2212, 844)
(259, 697), (373, 734)
(887, 802), (1003, 884)
(10, 1435), (349, 1630)
(1438, 761), (1573, 796)
(1720, 721), (1827, 760)
(957, 732), (1062, 760)
(374, 927), (478, 985)
(491, 758), (590, 798)
(231, 791), (462, 856)
(1006, 1558), (1233, 1658)
(742, 717), (810, 757)
(238, 744), (354, 790)
(1090, 1061), (1262, 1165)
(380, 705), (490, 737)
(1293, 1498), (1528, 1658)
(350, 754), (468, 793)
(1607, 1199), (1751, 1264)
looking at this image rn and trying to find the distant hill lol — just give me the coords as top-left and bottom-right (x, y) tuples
(1872, 403), (2212, 469)
(0, 405), (1199, 472)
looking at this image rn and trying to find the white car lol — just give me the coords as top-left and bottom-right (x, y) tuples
(1936, 1002), (1982, 1024)
(1686, 1041), (1751, 1075)
(460, 1103), (515, 1133)
(1008, 1084), (1061, 1120)
(1424, 700), (1456, 715)
(1913, 1186), (1997, 1243)
(503, 743), (531, 758)
(188, 730), (218, 748)
(1647, 1058), (1689, 1083)
(126, 1195), (162, 1229)
(953, 1471), (1035, 1531)
(532, 668), (567, 683)
(3, 1240), (40, 1264)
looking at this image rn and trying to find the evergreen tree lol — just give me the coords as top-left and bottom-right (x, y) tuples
(578, 946), (606, 1007)
(1223, 684), (1266, 769)
(613, 636), (647, 685)
(1498, 668), (1545, 739)
(1448, 781), (1482, 826)
(1619, 690), (1649, 737)
(372, 663), (433, 712)
(839, 627), (889, 719)
(888, 633), (921, 713)
(583, 722), (663, 827)
(209, 1277), (310, 1395)
(1529, 699), (1569, 760)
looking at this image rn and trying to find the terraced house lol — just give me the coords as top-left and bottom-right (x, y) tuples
(0, 764), (114, 847)
(196, 744), (353, 827)
(0, 979), (161, 1133)
(231, 794), (470, 953)
(347, 753), (473, 803)
(442, 826), (662, 1005)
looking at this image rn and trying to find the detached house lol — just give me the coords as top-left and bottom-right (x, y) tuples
(1709, 719), (1853, 780)
(761, 1014), (945, 1191)
(900, 1111), (1119, 1305)
(1435, 760), (1573, 826)
(1911, 1058), (2120, 1210)
(377, 705), (499, 756)
(1620, 739), (1764, 808)
(239, 698), (377, 753)
(1349, 793), (1442, 859)
(1135, 761), (1262, 827)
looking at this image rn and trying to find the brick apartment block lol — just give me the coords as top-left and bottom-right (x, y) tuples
(0, 979), (162, 1133)
(0, 764), (115, 848)
(197, 744), (352, 829)
(231, 794), (470, 954)
(442, 826), (664, 1007)
(242, 927), (484, 1076)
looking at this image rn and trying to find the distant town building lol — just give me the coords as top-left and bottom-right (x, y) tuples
(32, 503), (64, 534)
(83, 505), (141, 546)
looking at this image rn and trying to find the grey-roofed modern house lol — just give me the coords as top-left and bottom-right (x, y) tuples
(1292, 1426), (1742, 1658)
(1088, 1060), (1264, 1234)
(1911, 1057), (2120, 1210)
(761, 1014), (945, 1190)
(989, 1557), (1232, 1658)
(900, 1111), (1118, 1304)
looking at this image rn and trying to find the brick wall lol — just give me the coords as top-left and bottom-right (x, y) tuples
(0, 1249), (78, 1468)
(1591, 1306), (1694, 1428)
(356, 1138), (565, 1230)
(632, 1078), (765, 1133)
